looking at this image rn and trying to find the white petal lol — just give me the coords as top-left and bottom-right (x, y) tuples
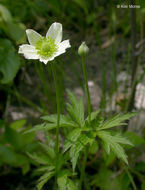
(46, 22), (62, 44)
(19, 44), (39, 59)
(55, 40), (71, 57)
(39, 56), (55, 64)
(26, 29), (42, 46)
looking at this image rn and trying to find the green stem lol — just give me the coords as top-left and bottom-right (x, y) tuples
(81, 55), (91, 122)
(79, 149), (88, 190)
(125, 167), (137, 190)
(79, 55), (91, 189)
(50, 62), (60, 190)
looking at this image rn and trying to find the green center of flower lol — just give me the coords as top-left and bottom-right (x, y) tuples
(35, 37), (58, 58)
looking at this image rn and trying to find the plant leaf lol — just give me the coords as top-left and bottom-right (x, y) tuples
(37, 171), (55, 190)
(0, 39), (20, 84)
(63, 128), (82, 153)
(97, 112), (136, 130)
(57, 170), (69, 190)
(97, 131), (131, 164)
(69, 133), (93, 171)
(67, 179), (77, 190)
(124, 131), (145, 146)
(27, 152), (52, 165)
(39, 142), (55, 159)
(66, 91), (84, 127)
(41, 114), (76, 127)
(85, 110), (100, 122)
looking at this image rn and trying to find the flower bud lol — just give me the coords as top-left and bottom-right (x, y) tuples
(78, 42), (89, 56)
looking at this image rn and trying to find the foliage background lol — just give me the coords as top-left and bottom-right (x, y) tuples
(0, 0), (145, 189)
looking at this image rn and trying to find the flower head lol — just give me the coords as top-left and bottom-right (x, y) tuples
(19, 22), (71, 64)
(78, 42), (89, 56)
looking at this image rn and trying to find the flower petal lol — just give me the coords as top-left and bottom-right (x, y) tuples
(55, 40), (71, 57)
(46, 22), (62, 44)
(39, 56), (55, 64)
(19, 44), (39, 59)
(26, 29), (42, 46)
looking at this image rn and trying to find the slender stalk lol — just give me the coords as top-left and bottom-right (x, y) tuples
(50, 62), (60, 190)
(125, 167), (137, 190)
(81, 55), (91, 122)
(126, 0), (137, 112)
(79, 149), (88, 190)
(94, 22), (107, 114)
(79, 55), (91, 189)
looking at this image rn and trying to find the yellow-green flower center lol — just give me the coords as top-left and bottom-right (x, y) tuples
(35, 37), (58, 58)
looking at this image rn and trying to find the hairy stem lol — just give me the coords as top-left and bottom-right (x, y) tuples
(125, 167), (137, 190)
(79, 149), (88, 190)
(126, 0), (137, 112)
(51, 62), (60, 190)
(81, 55), (91, 122)
(79, 55), (91, 189)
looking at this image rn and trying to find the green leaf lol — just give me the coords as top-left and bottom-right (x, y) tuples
(91, 167), (113, 189)
(4, 126), (23, 150)
(37, 171), (55, 190)
(104, 151), (116, 166)
(21, 130), (35, 146)
(0, 39), (20, 84)
(98, 112), (136, 130)
(41, 114), (76, 127)
(39, 142), (55, 159)
(6, 22), (26, 42)
(10, 119), (26, 130)
(35, 166), (55, 174)
(0, 144), (29, 169)
(86, 110), (100, 122)
(124, 131), (145, 146)
(0, 145), (17, 165)
(26, 120), (71, 133)
(67, 91), (84, 127)
(24, 123), (45, 133)
(63, 128), (82, 153)
(27, 152), (52, 165)
(63, 141), (72, 154)
(67, 179), (77, 190)
(89, 141), (98, 154)
(57, 170), (68, 190)
(70, 150), (79, 172)
(25, 123), (57, 133)
(69, 133), (93, 171)
(21, 161), (30, 175)
(91, 167), (131, 190)
(110, 133), (133, 146)
(97, 131), (131, 164)
(0, 5), (12, 22)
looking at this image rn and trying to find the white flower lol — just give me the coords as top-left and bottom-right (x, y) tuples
(18, 22), (71, 64)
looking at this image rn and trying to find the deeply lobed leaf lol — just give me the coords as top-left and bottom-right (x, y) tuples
(96, 131), (133, 164)
(97, 112), (137, 130)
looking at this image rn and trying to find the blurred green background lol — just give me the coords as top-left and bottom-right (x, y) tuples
(0, 0), (145, 189)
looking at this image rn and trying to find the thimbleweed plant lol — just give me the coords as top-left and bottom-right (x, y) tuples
(20, 24), (136, 190)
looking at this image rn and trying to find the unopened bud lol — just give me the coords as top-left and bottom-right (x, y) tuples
(78, 42), (89, 56)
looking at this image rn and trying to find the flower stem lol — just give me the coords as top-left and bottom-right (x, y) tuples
(79, 149), (88, 190)
(50, 61), (60, 189)
(81, 55), (91, 122)
(79, 55), (91, 189)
